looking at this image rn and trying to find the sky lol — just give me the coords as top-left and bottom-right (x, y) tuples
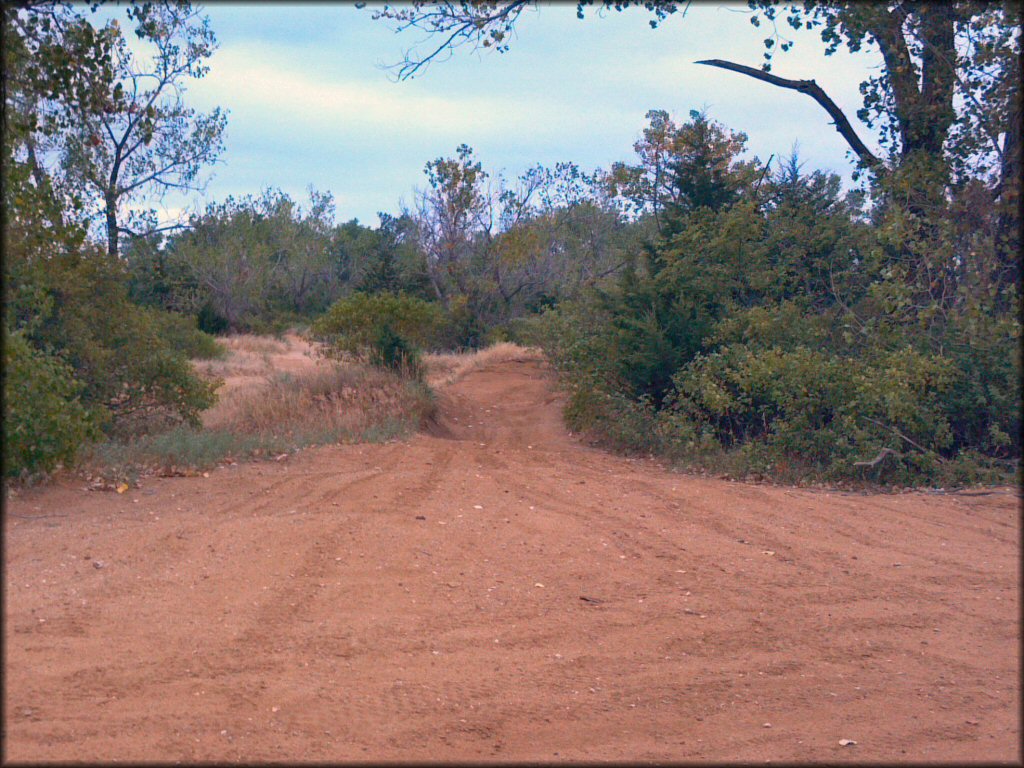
(130, 2), (887, 227)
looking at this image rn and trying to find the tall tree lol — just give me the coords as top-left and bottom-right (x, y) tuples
(411, 143), (492, 304)
(371, 2), (1020, 191)
(16, 1), (227, 258)
(607, 108), (759, 233)
(4, 2), (118, 237)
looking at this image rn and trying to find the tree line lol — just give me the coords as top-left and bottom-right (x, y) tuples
(4, 1), (1020, 487)
(367, 0), (1021, 484)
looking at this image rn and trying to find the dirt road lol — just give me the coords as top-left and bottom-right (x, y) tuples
(5, 352), (1020, 762)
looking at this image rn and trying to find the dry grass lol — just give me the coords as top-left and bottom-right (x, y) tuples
(220, 333), (294, 355)
(82, 334), (435, 483)
(424, 342), (540, 387)
(204, 363), (434, 437)
(200, 339), (532, 443)
(83, 338), (541, 484)
(192, 333), (317, 381)
(200, 332), (434, 438)
(193, 354), (272, 380)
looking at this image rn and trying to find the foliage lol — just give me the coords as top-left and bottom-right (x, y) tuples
(312, 292), (445, 350)
(409, 144), (636, 341)
(368, 323), (423, 376)
(196, 301), (229, 335)
(372, 1), (1020, 290)
(3, 1), (225, 477)
(607, 108), (759, 231)
(533, 108), (1020, 485)
(4, 234), (218, 439)
(134, 191), (435, 332)
(3, 330), (98, 478)
(145, 308), (225, 360)
(9, 2), (226, 258)
(666, 344), (955, 482)
(311, 292), (445, 376)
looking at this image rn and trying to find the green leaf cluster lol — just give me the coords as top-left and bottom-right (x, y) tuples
(536, 110), (1020, 485)
(310, 293), (446, 377)
(3, 330), (98, 478)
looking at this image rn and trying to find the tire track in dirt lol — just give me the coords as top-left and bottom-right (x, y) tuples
(4, 352), (1019, 763)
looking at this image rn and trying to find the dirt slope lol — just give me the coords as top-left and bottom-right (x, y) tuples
(5, 352), (1020, 763)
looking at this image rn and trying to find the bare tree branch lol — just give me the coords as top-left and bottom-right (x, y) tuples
(853, 447), (898, 468)
(861, 416), (947, 463)
(695, 58), (883, 171)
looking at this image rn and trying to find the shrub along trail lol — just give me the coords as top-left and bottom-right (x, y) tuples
(5, 351), (1019, 762)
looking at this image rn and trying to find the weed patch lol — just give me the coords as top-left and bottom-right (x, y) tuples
(81, 345), (435, 484)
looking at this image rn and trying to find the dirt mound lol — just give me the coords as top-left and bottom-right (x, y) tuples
(5, 355), (1019, 762)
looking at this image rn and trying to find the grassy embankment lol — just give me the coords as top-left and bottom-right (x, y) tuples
(80, 336), (533, 487)
(80, 334), (435, 485)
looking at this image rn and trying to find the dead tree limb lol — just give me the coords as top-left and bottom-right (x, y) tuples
(853, 447), (898, 469)
(861, 416), (947, 463)
(695, 59), (883, 171)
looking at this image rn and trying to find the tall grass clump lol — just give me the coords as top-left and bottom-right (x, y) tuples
(82, 356), (435, 483)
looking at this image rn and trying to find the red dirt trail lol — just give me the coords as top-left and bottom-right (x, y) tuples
(4, 353), (1020, 762)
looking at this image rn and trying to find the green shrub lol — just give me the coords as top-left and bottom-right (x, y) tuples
(6, 244), (219, 438)
(369, 323), (423, 377)
(663, 344), (956, 482)
(311, 292), (444, 375)
(532, 150), (1019, 487)
(146, 308), (225, 360)
(312, 292), (444, 348)
(197, 301), (229, 335)
(939, 310), (1020, 457)
(4, 330), (98, 477)
(564, 382), (665, 456)
(436, 294), (485, 350)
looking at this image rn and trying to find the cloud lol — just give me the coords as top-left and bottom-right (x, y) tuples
(189, 43), (635, 142)
(154, 4), (886, 221)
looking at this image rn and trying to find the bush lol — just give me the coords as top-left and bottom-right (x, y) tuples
(369, 323), (423, 376)
(533, 146), (1019, 487)
(939, 310), (1020, 458)
(436, 294), (485, 350)
(311, 292), (444, 375)
(665, 344), (954, 482)
(6, 245), (219, 438)
(197, 301), (229, 335)
(146, 308), (225, 360)
(4, 330), (97, 477)
(564, 382), (665, 456)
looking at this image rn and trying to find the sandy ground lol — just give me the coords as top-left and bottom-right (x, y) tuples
(4, 350), (1020, 763)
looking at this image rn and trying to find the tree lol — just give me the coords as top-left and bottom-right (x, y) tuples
(372, 0), (1021, 301)
(4, 2), (118, 237)
(168, 192), (281, 330)
(358, 212), (433, 298)
(409, 145), (630, 333)
(370, 3), (1020, 199)
(26, 2), (226, 258)
(411, 143), (493, 304)
(4, 1), (218, 468)
(267, 188), (337, 316)
(607, 108), (759, 233)
(488, 162), (632, 307)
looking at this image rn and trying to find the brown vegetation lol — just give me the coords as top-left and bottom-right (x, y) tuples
(78, 334), (435, 482)
(423, 342), (535, 387)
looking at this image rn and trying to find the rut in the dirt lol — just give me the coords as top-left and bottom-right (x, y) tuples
(5, 356), (1019, 763)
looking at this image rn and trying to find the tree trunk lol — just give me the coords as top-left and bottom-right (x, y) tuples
(105, 192), (119, 258)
